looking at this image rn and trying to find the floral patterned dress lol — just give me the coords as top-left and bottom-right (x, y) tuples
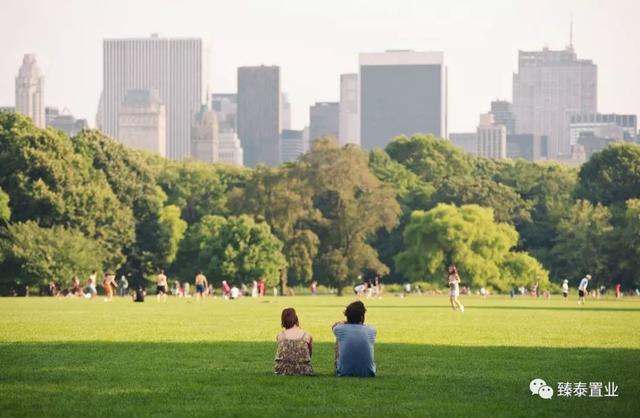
(274, 333), (313, 376)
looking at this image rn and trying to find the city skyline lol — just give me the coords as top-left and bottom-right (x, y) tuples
(1, 0), (638, 135)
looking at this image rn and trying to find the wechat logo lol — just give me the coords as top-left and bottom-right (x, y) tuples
(530, 378), (554, 399)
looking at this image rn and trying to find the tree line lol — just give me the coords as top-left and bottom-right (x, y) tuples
(1, 112), (639, 295)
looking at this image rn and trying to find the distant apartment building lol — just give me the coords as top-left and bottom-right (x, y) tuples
(218, 131), (244, 166)
(512, 47), (597, 159)
(117, 89), (166, 157)
(449, 133), (478, 156)
(15, 54), (45, 128)
(309, 102), (339, 143)
(190, 106), (219, 163)
(339, 73), (360, 146)
(237, 65), (280, 166)
(569, 113), (637, 144)
(103, 35), (205, 159)
(280, 129), (305, 163)
(46, 107), (89, 137)
(359, 50), (447, 150)
(490, 100), (515, 135)
(477, 113), (506, 159)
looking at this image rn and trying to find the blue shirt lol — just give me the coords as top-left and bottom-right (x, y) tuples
(333, 323), (376, 377)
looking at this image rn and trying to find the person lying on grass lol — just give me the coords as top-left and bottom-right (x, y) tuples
(332, 301), (376, 377)
(274, 308), (314, 375)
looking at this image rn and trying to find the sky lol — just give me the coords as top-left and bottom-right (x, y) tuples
(1, 0), (639, 133)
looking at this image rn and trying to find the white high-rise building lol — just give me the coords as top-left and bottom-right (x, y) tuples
(118, 89), (166, 157)
(218, 131), (244, 166)
(339, 73), (360, 146)
(477, 113), (506, 159)
(15, 54), (45, 128)
(103, 35), (205, 160)
(512, 47), (597, 158)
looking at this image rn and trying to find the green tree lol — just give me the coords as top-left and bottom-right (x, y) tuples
(0, 187), (9, 224)
(303, 139), (401, 294)
(576, 143), (640, 206)
(0, 113), (134, 268)
(228, 164), (319, 291)
(72, 130), (173, 278)
(0, 221), (106, 291)
(549, 200), (613, 285)
(395, 204), (547, 291)
(385, 134), (471, 185)
(157, 160), (227, 224)
(174, 215), (286, 286)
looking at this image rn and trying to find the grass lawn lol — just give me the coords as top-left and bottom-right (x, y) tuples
(0, 294), (639, 417)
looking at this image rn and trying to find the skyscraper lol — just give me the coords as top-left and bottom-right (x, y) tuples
(477, 113), (506, 159)
(117, 89), (166, 157)
(237, 65), (280, 167)
(280, 129), (305, 163)
(190, 105), (219, 163)
(512, 46), (597, 158)
(103, 35), (205, 160)
(309, 102), (339, 143)
(339, 73), (359, 146)
(490, 100), (515, 135)
(15, 54), (45, 128)
(359, 50), (447, 150)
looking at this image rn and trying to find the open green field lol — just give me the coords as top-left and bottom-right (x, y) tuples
(0, 295), (639, 417)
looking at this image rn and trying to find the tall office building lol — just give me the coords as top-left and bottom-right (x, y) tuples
(237, 65), (280, 166)
(190, 106), (219, 163)
(280, 129), (305, 163)
(570, 113), (637, 144)
(103, 35), (205, 159)
(339, 73), (359, 146)
(490, 100), (515, 135)
(211, 93), (237, 131)
(117, 89), (166, 157)
(15, 54), (45, 128)
(512, 46), (597, 158)
(477, 113), (506, 159)
(309, 102), (339, 143)
(359, 50), (447, 150)
(280, 93), (291, 131)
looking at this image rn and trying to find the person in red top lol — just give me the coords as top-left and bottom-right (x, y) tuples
(258, 278), (266, 297)
(221, 280), (231, 299)
(615, 283), (622, 299)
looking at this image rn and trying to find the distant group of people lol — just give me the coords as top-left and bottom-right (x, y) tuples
(274, 301), (376, 378)
(353, 276), (384, 299)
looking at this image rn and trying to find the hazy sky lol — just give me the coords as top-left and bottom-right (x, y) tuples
(1, 0), (639, 132)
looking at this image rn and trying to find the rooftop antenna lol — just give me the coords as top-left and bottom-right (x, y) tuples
(568, 14), (574, 51)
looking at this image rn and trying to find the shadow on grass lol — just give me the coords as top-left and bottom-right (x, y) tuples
(0, 341), (637, 417)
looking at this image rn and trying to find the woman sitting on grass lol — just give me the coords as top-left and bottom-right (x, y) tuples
(274, 308), (313, 376)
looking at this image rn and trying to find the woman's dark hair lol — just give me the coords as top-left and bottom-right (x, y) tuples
(344, 301), (366, 324)
(281, 308), (299, 329)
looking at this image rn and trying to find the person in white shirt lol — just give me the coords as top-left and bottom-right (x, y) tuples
(562, 279), (569, 300)
(578, 274), (591, 305)
(447, 265), (464, 312)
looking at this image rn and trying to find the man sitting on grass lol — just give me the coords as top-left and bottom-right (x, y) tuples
(332, 301), (376, 377)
